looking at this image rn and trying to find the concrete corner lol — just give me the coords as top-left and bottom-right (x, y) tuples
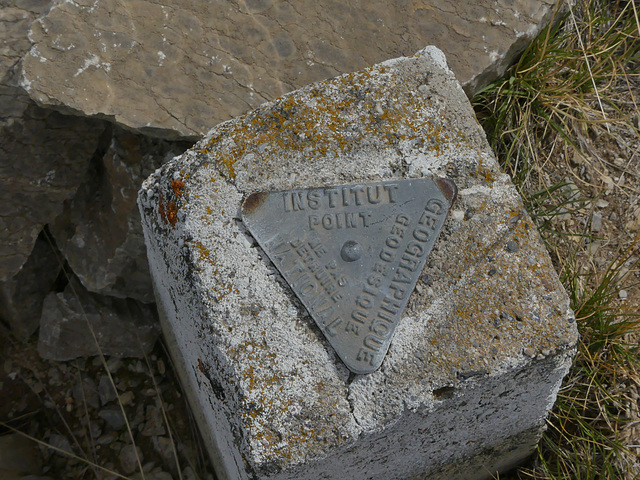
(139, 46), (578, 479)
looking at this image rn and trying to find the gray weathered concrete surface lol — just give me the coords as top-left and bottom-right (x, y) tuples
(22, 0), (562, 139)
(139, 47), (578, 479)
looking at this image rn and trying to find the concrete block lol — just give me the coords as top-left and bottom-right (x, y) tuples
(139, 46), (578, 480)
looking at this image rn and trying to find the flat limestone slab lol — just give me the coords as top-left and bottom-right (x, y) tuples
(139, 47), (578, 480)
(22, 0), (562, 139)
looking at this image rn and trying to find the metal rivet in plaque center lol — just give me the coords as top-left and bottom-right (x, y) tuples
(341, 240), (362, 262)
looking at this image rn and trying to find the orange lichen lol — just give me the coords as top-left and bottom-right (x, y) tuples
(157, 177), (188, 228)
(191, 240), (211, 261)
(193, 64), (462, 183)
(165, 203), (178, 226)
(172, 178), (186, 198)
(158, 194), (178, 227)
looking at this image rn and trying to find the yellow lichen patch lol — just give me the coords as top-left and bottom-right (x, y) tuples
(193, 63), (462, 182)
(418, 198), (567, 376)
(184, 239), (240, 301)
(242, 365), (258, 391)
(475, 157), (499, 183)
(211, 280), (240, 302)
(232, 345), (342, 464)
(218, 153), (237, 179)
(191, 240), (211, 262)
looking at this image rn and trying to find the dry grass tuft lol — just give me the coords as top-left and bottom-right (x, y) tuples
(475, 0), (640, 478)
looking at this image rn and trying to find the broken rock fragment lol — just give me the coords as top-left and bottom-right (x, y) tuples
(51, 129), (189, 303)
(0, 104), (106, 281)
(0, 231), (61, 339)
(0, 0), (51, 123)
(38, 278), (160, 361)
(0, 0), (106, 280)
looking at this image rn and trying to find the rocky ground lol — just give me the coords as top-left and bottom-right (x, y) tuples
(1, 328), (216, 479)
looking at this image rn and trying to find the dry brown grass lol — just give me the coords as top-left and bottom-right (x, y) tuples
(474, 0), (640, 478)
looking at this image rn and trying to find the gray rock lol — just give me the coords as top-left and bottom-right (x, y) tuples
(37, 278), (160, 361)
(72, 377), (100, 410)
(51, 129), (188, 303)
(0, 232), (61, 338)
(95, 432), (118, 446)
(98, 407), (126, 430)
(98, 375), (118, 405)
(182, 466), (197, 480)
(46, 434), (73, 456)
(132, 471), (173, 480)
(105, 357), (123, 373)
(0, 434), (43, 476)
(149, 472), (173, 480)
(0, 0), (106, 280)
(118, 445), (143, 475)
(21, 0), (562, 139)
(0, 104), (106, 281)
(141, 405), (165, 436)
(591, 211), (603, 232)
(119, 390), (135, 406)
(130, 403), (145, 430)
(0, 0), (50, 124)
(151, 436), (174, 464)
(505, 240), (520, 253)
(89, 421), (103, 440)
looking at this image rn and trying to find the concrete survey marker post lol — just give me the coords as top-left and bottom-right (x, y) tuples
(139, 47), (578, 480)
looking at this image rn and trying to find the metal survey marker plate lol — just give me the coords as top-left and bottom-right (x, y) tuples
(241, 177), (457, 374)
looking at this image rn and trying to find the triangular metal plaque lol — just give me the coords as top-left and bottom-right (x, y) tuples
(241, 177), (457, 374)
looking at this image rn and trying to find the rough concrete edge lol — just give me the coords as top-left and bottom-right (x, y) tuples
(464, 347), (576, 480)
(143, 224), (248, 480)
(151, 279), (238, 480)
(422, 346), (577, 479)
(272, 343), (577, 480)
